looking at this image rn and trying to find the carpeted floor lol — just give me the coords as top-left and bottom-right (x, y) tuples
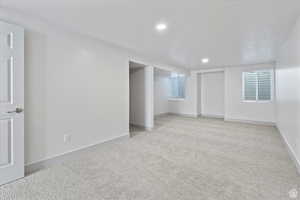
(1, 115), (300, 200)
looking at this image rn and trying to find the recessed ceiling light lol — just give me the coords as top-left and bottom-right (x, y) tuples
(201, 58), (210, 64)
(156, 23), (167, 31)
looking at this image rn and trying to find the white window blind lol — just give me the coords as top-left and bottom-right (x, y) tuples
(169, 73), (186, 98)
(243, 70), (273, 101)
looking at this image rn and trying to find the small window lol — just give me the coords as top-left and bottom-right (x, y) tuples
(243, 70), (273, 102)
(169, 73), (186, 99)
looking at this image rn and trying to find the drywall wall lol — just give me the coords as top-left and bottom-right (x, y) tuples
(276, 16), (300, 170)
(224, 63), (276, 123)
(197, 73), (201, 115)
(154, 69), (170, 116)
(24, 28), (130, 166)
(168, 72), (198, 117)
(0, 9), (174, 165)
(130, 67), (146, 127)
(154, 69), (198, 118)
(22, 23), (130, 165)
(144, 66), (154, 129)
(200, 71), (225, 117)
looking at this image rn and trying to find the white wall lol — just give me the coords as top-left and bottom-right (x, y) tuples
(154, 69), (170, 116)
(144, 66), (154, 129)
(276, 16), (300, 170)
(23, 25), (130, 166)
(24, 30), (130, 166)
(0, 9), (176, 165)
(200, 71), (225, 117)
(224, 63), (276, 123)
(130, 67), (146, 126)
(168, 72), (198, 117)
(197, 74), (202, 115)
(170, 65), (276, 123)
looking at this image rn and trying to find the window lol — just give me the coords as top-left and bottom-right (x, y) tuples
(243, 70), (273, 102)
(169, 73), (186, 99)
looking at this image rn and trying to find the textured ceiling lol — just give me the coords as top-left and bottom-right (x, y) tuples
(1, 0), (300, 68)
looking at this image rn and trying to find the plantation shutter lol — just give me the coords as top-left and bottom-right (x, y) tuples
(257, 71), (272, 100)
(243, 72), (257, 101)
(243, 70), (272, 101)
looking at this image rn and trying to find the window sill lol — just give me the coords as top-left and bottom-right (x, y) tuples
(168, 98), (185, 101)
(242, 100), (273, 103)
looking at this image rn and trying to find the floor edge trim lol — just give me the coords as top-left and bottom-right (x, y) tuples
(25, 133), (130, 175)
(276, 125), (300, 175)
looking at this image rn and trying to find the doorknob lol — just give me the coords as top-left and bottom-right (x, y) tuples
(7, 108), (24, 114)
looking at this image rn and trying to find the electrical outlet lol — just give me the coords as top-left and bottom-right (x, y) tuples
(64, 134), (71, 143)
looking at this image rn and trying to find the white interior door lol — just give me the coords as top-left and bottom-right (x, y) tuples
(0, 21), (24, 185)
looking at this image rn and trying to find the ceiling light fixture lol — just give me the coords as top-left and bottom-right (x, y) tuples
(201, 58), (210, 64)
(156, 23), (167, 31)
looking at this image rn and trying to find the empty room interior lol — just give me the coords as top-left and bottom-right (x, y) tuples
(1, 0), (300, 199)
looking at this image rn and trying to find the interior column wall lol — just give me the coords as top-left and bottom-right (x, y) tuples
(144, 66), (154, 129)
(154, 69), (170, 116)
(197, 73), (201, 115)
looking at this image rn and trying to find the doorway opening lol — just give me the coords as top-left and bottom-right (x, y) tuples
(129, 61), (154, 137)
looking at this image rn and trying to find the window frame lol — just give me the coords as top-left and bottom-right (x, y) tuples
(168, 73), (186, 100)
(242, 69), (274, 103)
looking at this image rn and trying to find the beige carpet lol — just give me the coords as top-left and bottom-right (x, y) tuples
(1, 115), (300, 200)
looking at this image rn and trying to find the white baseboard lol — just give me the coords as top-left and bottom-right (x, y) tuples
(168, 112), (198, 118)
(276, 126), (300, 174)
(25, 133), (129, 175)
(154, 113), (169, 118)
(224, 118), (276, 126)
(200, 114), (225, 119)
(130, 123), (153, 131)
